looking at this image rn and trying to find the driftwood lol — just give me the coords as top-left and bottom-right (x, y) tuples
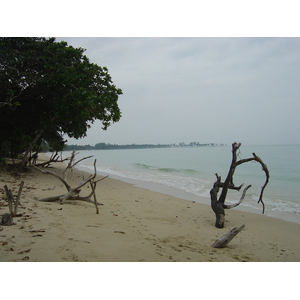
(211, 224), (245, 248)
(1, 180), (24, 225)
(32, 160), (107, 214)
(35, 151), (69, 168)
(210, 142), (270, 228)
(63, 150), (93, 182)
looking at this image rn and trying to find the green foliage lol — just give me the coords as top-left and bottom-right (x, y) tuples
(0, 37), (122, 160)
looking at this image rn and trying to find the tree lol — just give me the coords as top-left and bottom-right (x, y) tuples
(210, 142), (270, 228)
(0, 37), (122, 165)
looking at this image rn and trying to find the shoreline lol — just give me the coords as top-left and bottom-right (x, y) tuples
(1, 155), (300, 262)
(75, 162), (300, 225)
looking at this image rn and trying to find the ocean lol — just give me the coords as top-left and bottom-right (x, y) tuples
(60, 144), (300, 224)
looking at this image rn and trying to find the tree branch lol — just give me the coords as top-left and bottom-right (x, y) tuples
(223, 184), (251, 209)
(33, 159), (107, 213)
(211, 224), (245, 248)
(218, 142), (242, 204)
(31, 164), (71, 191)
(21, 129), (45, 167)
(236, 152), (270, 214)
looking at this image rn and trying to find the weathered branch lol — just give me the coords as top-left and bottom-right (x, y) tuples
(223, 185), (251, 209)
(72, 155), (94, 168)
(63, 150), (93, 182)
(1, 181), (24, 225)
(4, 186), (14, 215)
(236, 152), (270, 214)
(94, 175), (109, 184)
(218, 142), (242, 204)
(252, 153), (269, 214)
(32, 159), (108, 213)
(31, 164), (71, 191)
(35, 151), (69, 168)
(3, 181), (24, 216)
(14, 180), (24, 215)
(211, 224), (245, 248)
(90, 181), (99, 214)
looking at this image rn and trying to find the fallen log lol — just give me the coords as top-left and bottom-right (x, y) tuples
(211, 224), (245, 248)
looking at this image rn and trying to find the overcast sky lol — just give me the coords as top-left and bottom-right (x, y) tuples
(56, 37), (300, 146)
(3, 2), (299, 147)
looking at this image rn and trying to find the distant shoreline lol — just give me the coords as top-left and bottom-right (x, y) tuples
(63, 142), (227, 151)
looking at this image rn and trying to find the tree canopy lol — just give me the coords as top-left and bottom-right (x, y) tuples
(0, 37), (122, 163)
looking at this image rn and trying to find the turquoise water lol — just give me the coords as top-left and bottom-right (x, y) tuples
(61, 144), (300, 223)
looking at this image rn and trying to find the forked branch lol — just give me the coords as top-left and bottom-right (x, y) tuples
(236, 152), (270, 213)
(63, 150), (93, 181)
(31, 165), (71, 191)
(32, 159), (108, 214)
(223, 184), (251, 209)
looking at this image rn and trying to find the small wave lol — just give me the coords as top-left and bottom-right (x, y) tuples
(133, 163), (197, 174)
(247, 193), (300, 215)
(77, 161), (300, 217)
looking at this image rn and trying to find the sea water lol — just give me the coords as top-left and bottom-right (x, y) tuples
(60, 144), (300, 224)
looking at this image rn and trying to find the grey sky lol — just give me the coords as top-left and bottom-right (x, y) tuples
(56, 37), (300, 146)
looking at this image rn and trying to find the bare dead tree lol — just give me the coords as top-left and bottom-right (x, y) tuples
(31, 159), (108, 214)
(210, 142), (270, 228)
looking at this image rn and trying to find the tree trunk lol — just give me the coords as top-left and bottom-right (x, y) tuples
(211, 203), (225, 228)
(21, 129), (45, 167)
(210, 175), (225, 228)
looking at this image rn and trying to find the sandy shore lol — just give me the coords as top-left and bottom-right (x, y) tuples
(0, 155), (299, 262)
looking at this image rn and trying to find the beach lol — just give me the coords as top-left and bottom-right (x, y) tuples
(0, 155), (299, 262)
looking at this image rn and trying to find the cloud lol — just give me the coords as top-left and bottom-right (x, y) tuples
(57, 37), (300, 145)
